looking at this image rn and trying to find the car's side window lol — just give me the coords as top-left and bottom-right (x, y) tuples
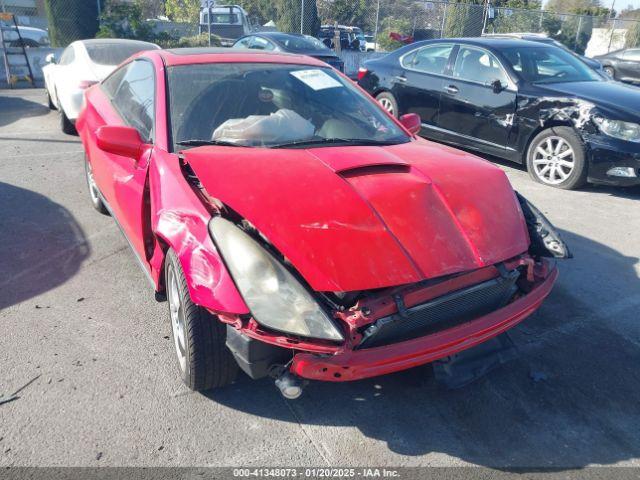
(251, 37), (275, 51)
(623, 49), (640, 61)
(235, 37), (252, 48)
(59, 46), (75, 65)
(401, 44), (454, 75)
(111, 60), (155, 143)
(453, 46), (509, 85)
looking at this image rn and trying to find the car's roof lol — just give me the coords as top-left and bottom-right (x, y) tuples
(78, 38), (159, 47)
(155, 47), (329, 67)
(421, 37), (548, 49)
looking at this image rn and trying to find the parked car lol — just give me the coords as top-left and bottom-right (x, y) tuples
(0, 23), (50, 47)
(77, 47), (567, 398)
(43, 39), (159, 134)
(482, 33), (606, 76)
(364, 34), (377, 52)
(358, 38), (640, 189)
(318, 25), (364, 51)
(232, 32), (344, 72)
(199, 4), (254, 45)
(594, 48), (640, 83)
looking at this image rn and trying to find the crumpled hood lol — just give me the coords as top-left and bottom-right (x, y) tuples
(184, 140), (529, 292)
(539, 81), (640, 119)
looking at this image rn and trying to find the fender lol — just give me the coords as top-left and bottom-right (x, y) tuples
(147, 149), (249, 315)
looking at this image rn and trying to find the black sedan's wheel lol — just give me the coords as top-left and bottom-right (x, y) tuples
(165, 249), (237, 391)
(603, 66), (615, 79)
(376, 91), (398, 118)
(84, 158), (109, 215)
(526, 127), (587, 190)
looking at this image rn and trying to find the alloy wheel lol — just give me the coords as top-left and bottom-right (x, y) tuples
(167, 267), (187, 373)
(532, 136), (575, 186)
(86, 162), (101, 205)
(378, 97), (395, 116)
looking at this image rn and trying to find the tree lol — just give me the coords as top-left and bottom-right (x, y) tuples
(165, 0), (200, 24)
(96, 1), (154, 42)
(276, 0), (320, 35)
(45, 0), (101, 47)
(444, 0), (484, 38)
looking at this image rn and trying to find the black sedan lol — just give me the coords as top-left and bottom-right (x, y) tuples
(358, 37), (640, 189)
(594, 48), (640, 83)
(232, 32), (344, 72)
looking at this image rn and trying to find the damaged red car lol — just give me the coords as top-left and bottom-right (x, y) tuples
(77, 48), (570, 398)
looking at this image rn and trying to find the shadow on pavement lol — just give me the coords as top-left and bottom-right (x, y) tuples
(0, 93), (50, 128)
(0, 182), (90, 309)
(206, 229), (640, 470)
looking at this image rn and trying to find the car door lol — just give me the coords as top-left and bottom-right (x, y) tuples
(619, 49), (640, 80)
(394, 43), (455, 126)
(437, 45), (517, 154)
(90, 59), (156, 263)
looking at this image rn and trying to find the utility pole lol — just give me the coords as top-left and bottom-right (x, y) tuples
(207, 0), (212, 47)
(608, 0), (616, 53)
(373, 0), (380, 51)
(300, 0), (304, 34)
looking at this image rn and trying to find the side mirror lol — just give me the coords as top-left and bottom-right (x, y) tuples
(399, 113), (421, 135)
(45, 52), (57, 64)
(491, 79), (505, 94)
(96, 126), (144, 159)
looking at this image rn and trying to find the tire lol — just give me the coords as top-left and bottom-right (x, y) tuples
(376, 91), (398, 118)
(60, 108), (76, 135)
(165, 249), (238, 391)
(84, 157), (109, 215)
(46, 89), (56, 110)
(526, 126), (588, 190)
(603, 66), (615, 79)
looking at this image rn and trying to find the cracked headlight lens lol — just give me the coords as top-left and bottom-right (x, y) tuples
(209, 217), (344, 342)
(594, 117), (640, 142)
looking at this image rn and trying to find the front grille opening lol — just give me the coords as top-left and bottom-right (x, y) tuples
(357, 269), (520, 349)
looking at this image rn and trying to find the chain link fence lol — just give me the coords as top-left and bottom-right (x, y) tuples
(2, 0), (640, 84)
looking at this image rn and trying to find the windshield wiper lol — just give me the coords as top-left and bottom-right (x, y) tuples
(176, 139), (249, 148)
(270, 137), (405, 149)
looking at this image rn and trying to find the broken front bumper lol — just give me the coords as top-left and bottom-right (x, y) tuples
(290, 266), (558, 382)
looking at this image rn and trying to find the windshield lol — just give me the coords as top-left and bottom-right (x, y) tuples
(502, 46), (601, 84)
(168, 63), (409, 150)
(86, 42), (158, 66)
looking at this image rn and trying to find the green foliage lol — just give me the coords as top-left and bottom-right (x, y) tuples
(165, 0), (201, 23)
(327, 0), (368, 27)
(158, 32), (221, 48)
(45, 0), (100, 47)
(376, 17), (410, 51)
(444, 0), (484, 38)
(276, 0), (320, 35)
(242, 0), (279, 27)
(96, 1), (155, 42)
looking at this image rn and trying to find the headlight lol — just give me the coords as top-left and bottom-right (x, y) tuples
(209, 217), (344, 342)
(593, 117), (640, 142)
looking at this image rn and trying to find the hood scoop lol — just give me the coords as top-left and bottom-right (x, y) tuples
(338, 163), (410, 178)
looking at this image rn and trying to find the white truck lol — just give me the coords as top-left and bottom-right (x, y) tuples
(199, 3), (256, 46)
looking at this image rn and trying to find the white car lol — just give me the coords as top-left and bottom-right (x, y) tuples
(0, 24), (50, 47)
(43, 39), (160, 134)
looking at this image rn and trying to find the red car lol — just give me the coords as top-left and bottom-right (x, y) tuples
(77, 48), (569, 398)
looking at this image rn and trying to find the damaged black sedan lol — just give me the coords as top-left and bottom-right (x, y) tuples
(358, 37), (640, 189)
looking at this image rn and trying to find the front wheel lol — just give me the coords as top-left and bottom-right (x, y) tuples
(84, 157), (109, 215)
(526, 126), (587, 190)
(603, 66), (615, 79)
(376, 91), (398, 118)
(165, 249), (237, 391)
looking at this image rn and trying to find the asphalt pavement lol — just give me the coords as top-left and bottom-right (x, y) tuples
(1, 88), (639, 469)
